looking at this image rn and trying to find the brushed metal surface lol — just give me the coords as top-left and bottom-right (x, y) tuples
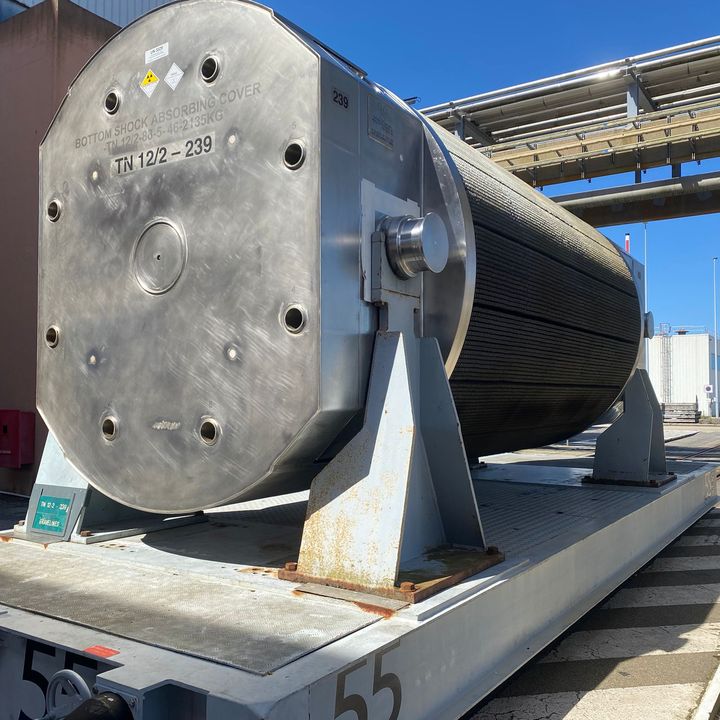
(38, 2), (323, 513)
(38, 0), (474, 514)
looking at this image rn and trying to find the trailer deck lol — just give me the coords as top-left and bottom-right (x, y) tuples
(465, 425), (720, 720)
(0, 442), (717, 719)
(469, 507), (720, 720)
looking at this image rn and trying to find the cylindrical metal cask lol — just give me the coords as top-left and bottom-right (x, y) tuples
(36, 0), (642, 513)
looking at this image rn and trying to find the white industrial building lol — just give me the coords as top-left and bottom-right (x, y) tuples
(648, 327), (716, 415)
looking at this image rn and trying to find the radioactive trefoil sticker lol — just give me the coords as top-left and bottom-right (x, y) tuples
(164, 63), (184, 91)
(140, 69), (160, 97)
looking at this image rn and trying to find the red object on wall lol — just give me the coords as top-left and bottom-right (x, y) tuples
(0, 410), (35, 468)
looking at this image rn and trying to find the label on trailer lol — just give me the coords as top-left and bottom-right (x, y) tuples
(309, 639), (403, 719)
(31, 495), (72, 534)
(83, 645), (120, 659)
(111, 131), (215, 176)
(140, 69), (160, 98)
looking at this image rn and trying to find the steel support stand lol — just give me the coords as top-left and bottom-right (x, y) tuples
(588, 368), (675, 487)
(280, 219), (503, 602)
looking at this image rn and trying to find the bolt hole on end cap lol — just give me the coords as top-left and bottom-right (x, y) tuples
(385, 212), (449, 279)
(200, 55), (220, 83)
(200, 418), (220, 445)
(283, 305), (307, 334)
(283, 141), (305, 170)
(104, 90), (120, 115)
(47, 199), (61, 222)
(45, 326), (60, 348)
(102, 416), (118, 441)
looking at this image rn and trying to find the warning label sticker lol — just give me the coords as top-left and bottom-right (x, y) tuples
(164, 63), (184, 91)
(140, 69), (160, 98)
(145, 42), (169, 65)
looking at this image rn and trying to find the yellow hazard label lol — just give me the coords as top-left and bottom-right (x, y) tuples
(141, 70), (159, 86)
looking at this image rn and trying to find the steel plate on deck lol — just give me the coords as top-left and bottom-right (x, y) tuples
(0, 538), (376, 674)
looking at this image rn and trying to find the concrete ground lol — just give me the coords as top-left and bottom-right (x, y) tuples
(464, 423), (720, 720)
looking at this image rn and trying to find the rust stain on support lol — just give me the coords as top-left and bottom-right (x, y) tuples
(279, 546), (505, 604)
(237, 566), (278, 577)
(353, 601), (395, 618)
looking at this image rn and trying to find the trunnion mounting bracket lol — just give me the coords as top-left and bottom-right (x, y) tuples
(588, 252), (674, 488)
(589, 368), (676, 487)
(280, 183), (503, 602)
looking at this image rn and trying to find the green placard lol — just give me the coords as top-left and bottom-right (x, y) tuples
(32, 495), (72, 535)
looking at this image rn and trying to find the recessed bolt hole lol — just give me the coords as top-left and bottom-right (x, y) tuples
(104, 91), (120, 115)
(283, 142), (305, 170)
(200, 419), (220, 445)
(283, 305), (306, 334)
(200, 56), (220, 83)
(47, 200), (61, 222)
(155, 254), (161, 261)
(102, 416), (118, 441)
(45, 326), (60, 348)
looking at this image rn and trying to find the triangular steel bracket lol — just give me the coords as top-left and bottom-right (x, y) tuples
(281, 330), (500, 601)
(589, 369), (675, 487)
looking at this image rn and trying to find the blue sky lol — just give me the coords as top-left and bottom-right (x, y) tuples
(270, 0), (720, 332)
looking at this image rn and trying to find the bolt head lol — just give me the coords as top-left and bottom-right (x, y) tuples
(284, 562), (298, 572)
(399, 581), (416, 592)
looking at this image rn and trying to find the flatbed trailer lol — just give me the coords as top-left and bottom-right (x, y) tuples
(1, 457), (716, 720)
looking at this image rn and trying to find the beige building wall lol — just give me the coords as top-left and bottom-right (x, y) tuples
(0, 0), (116, 494)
